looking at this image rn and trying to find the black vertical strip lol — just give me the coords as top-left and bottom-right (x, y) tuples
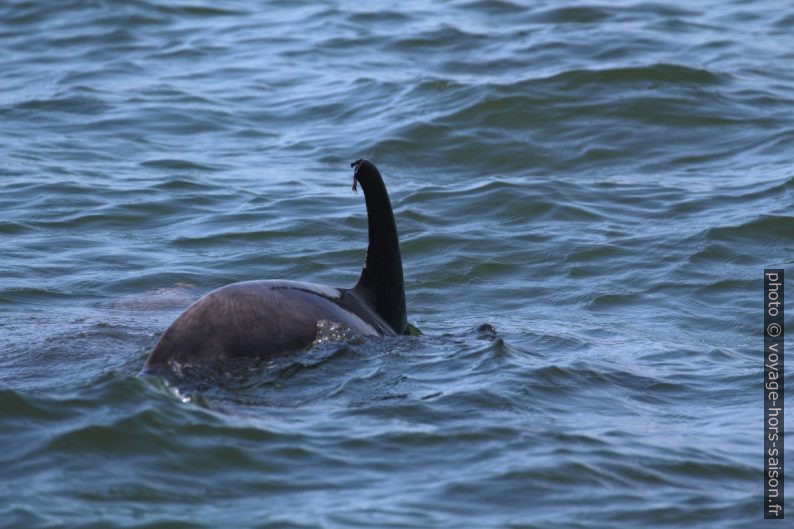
(764, 269), (784, 519)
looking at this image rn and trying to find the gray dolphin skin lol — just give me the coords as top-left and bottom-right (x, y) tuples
(144, 160), (407, 374)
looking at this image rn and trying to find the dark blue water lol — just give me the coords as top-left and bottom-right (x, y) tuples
(1, 1), (792, 527)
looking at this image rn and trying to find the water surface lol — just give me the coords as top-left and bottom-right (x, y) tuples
(1, 0), (792, 527)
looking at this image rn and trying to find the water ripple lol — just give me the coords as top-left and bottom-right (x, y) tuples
(0, 0), (784, 526)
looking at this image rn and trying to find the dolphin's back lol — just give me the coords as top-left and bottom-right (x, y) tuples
(144, 280), (393, 373)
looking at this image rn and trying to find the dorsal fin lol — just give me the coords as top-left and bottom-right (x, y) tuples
(350, 159), (407, 335)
